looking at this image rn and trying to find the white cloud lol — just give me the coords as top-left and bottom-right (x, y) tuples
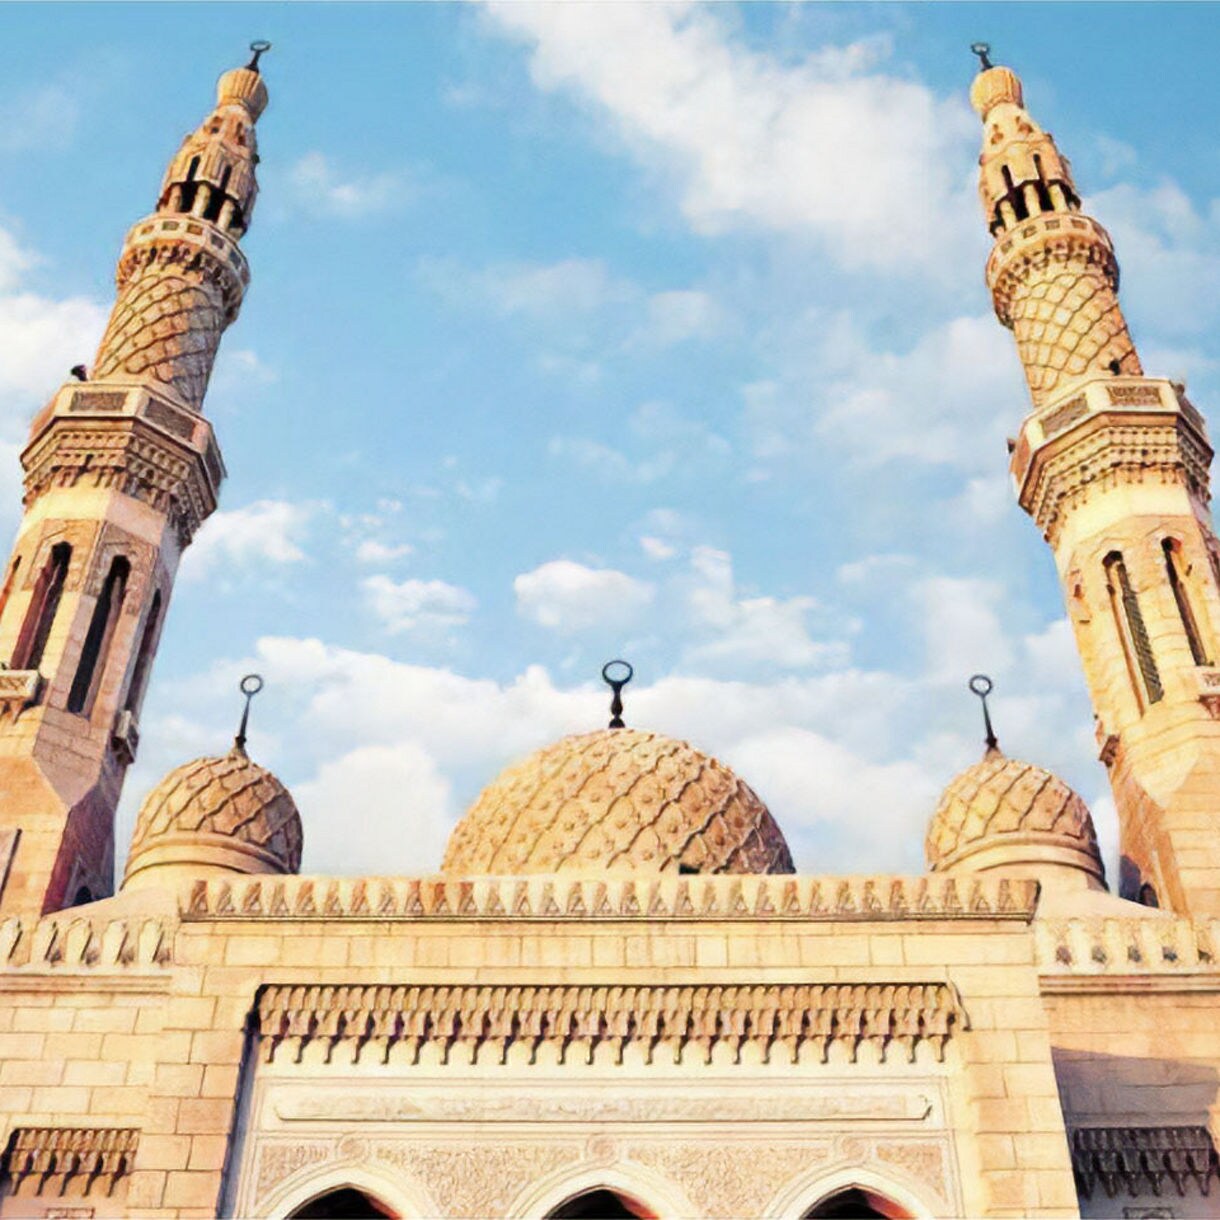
(634, 289), (723, 346)
(181, 499), (315, 580)
(355, 538), (414, 565)
(745, 311), (1023, 473)
(1088, 181), (1220, 336)
(515, 559), (654, 632)
(731, 726), (940, 869)
(0, 279), (108, 431)
(484, 2), (978, 272)
(289, 151), (404, 219)
(363, 575), (477, 635)
(915, 576), (1014, 683)
(294, 742), (454, 873)
(683, 545), (844, 672)
(425, 255), (632, 318)
(640, 535), (677, 561)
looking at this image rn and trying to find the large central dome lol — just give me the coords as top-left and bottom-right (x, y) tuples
(442, 728), (794, 875)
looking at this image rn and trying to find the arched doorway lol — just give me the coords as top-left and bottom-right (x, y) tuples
(288, 1186), (398, 1218)
(545, 1187), (657, 1219)
(803, 1185), (912, 1219)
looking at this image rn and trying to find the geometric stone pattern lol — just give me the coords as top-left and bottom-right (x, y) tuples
(1000, 242), (1142, 407)
(926, 748), (1100, 870)
(255, 980), (964, 1066)
(126, 746), (303, 879)
(443, 728), (795, 875)
(93, 268), (224, 411)
(1070, 1126), (1219, 1200)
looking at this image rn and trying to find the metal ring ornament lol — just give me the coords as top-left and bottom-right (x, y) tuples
(240, 673), (265, 697)
(249, 39), (272, 54)
(602, 660), (634, 688)
(968, 674), (993, 698)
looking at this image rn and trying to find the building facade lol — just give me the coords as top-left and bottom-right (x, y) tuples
(0, 44), (1216, 1220)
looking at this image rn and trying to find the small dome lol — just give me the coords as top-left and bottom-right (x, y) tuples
(217, 66), (268, 121)
(123, 745), (302, 890)
(926, 747), (1103, 883)
(443, 728), (794, 875)
(970, 64), (1023, 117)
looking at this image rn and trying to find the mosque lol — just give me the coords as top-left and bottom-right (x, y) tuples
(0, 37), (1217, 1220)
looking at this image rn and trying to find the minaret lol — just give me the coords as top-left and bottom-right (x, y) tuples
(972, 47), (1220, 919)
(0, 46), (269, 915)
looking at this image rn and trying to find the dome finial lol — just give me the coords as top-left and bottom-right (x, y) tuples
(235, 673), (264, 754)
(971, 41), (993, 71)
(246, 39), (271, 72)
(969, 673), (1000, 753)
(602, 660), (633, 729)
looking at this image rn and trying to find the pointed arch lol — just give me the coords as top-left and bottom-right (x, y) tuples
(288, 1187), (396, 1218)
(12, 541), (70, 671)
(509, 1164), (693, 1220)
(545, 1188), (656, 1219)
(801, 1186), (913, 1218)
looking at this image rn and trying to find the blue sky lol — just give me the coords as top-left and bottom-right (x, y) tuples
(3, 3), (1220, 878)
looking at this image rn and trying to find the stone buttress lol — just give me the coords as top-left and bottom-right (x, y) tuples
(973, 56), (1220, 918)
(0, 52), (269, 915)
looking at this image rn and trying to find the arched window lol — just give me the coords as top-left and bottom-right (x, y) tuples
(288, 1188), (396, 1219)
(1104, 552), (1163, 709)
(12, 542), (70, 671)
(68, 557), (130, 715)
(1138, 882), (1160, 909)
(803, 1186), (912, 1219)
(124, 590), (163, 716)
(1163, 538), (1210, 665)
(546, 1189), (656, 1219)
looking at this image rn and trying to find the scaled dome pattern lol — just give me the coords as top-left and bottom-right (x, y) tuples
(926, 747), (1101, 873)
(443, 728), (794, 875)
(124, 746), (303, 883)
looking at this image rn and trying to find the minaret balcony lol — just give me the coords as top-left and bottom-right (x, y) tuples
(1011, 377), (1213, 543)
(20, 380), (227, 546)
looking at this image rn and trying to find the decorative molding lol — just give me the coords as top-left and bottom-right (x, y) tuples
(182, 873), (1040, 924)
(0, 913), (173, 972)
(255, 981), (964, 1067)
(1036, 916), (1220, 977)
(1, 1127), (138, 1198)
(270, 1087), (935, 1126)
(1071, 1126), (1219, 1199)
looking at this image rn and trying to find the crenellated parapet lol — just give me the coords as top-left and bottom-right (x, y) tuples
(180, 872), (1042, 923)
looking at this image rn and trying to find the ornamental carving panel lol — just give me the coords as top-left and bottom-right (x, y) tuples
(256, 981), (963, 1067)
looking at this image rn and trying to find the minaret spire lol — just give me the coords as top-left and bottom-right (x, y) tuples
(0, 49), (269, 915)
(973, 54), (1141, 407)
(974, 55), (1220, 919)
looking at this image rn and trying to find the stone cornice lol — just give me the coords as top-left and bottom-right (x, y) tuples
(256, 980), (966, 1067)
(2, 1126), (139, 1198)
(182, 873), (1041, 924)
(1070, 1125), (1219, 1200)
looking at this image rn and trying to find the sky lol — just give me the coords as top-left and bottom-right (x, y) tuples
(3, 2), (1220, 880)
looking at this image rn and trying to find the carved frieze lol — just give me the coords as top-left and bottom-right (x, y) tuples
(183, 872), (1039, 923)
(1, 1127), (138, 1198)
(256, 981), (963, 1067)
(1071, 1126), (1219, 1199)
